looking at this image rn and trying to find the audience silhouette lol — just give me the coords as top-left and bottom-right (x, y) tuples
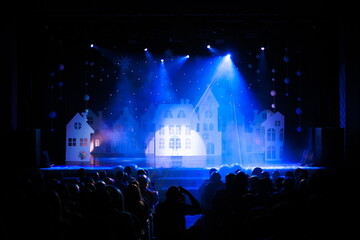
(0, 165), (351, 240)
(154, 185), (202, 240)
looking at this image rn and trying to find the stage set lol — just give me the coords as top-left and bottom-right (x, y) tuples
(7, 3), (347, 206)
(35, 18), (339, 197)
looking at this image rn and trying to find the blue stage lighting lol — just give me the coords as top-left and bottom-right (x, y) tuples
(144, 48), (148, 51)
(207, 45), (211, 49)
(186, 55), (190, 58)
(90, 44), (94, 48)
(261, 47), (265, 51)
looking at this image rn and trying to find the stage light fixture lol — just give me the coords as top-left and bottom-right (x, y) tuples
(207, 45), (211, 49)
(186, 55), (190, 58)
(144, 48), (148, 51)
(90, 44), (94, 48)
(261, 47), (265, 51)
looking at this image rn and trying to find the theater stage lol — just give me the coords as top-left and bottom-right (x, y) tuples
(40, 156), (323, 195)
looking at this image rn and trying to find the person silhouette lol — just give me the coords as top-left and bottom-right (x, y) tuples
(154, 186), (202, 240)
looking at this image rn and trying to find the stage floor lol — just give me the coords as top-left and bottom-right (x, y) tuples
(43, 156), (323, 174)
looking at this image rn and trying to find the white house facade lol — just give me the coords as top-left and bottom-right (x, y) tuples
(142, 88), (222, 157)
(65, 112), (94, 161)
(244, 110), (285, 163)
(65, 90), (285, 165)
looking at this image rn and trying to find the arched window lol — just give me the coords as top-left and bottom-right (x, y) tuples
(169, 125), (175, 135)
(267, 146), (276, 159)
(279, 128), (284, 141)
(267, 128), (276, 141)
(159, 124), (165, 134)
(159, 138), (165, 149)
(164, 110), (173, 118)
(74, 122), (82, 130)
(169, 137), (181, 149)
(176, 125), (181, 135)
(177, 110), (186, 118)
(206, 142), (214, 154)
(185, 138), (191, 149)
(185, 125), (191, 135)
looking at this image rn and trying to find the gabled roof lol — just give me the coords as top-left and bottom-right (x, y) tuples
(66, 112), (94, 133)
(152, 103), (198, 124)
(250, 109), (274, 127)
(195, 87), (219, 110)
(261, 111), (284, 126)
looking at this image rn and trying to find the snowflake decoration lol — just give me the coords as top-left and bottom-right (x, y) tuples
(164, 49), (174, 59)
(119, 56), (132, 70)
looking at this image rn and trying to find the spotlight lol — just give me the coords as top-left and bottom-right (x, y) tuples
(260, 47), (265, 51)
(90, 44), (94, 48)
(226, 53), (231, 58)
(207, 45), (211, 49)
(161, 59), (164, 63)
(144, 48), (148, 51)
(186, 55), (190, 58)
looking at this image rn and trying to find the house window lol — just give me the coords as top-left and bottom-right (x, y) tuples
(267, 146), (276, 159)
(196, 123), (200, 132)
(68, 138), (76, 146)
(169, 125), (175, 135)
(159, 124), (165, 135)
(80, 138), (88, 146)
(279, 128), (284, 141)
(185, 138), (191, 149)
(159, 138), (165, 149)
(176, 125), (181, 135)
(267, 128), (276, 141)
(205, 110), (212, 118)
(209, 123), (214, 131)
(95, 139), (100, 147)
(164, 110), (173, 118)
(206, 142), (214, 154)
(74, 122), (82, 130)
(177, 110), (186, 118)
(203, 123), (208, 131)
(169, 137), (181, 149)
(185, 125), (191, 135)
(275, 120), (280, 127)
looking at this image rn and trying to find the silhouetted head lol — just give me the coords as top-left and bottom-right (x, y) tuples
(136, 174), (151, 192)
(209, 168), (218, 175)
(104, 185), (124, 211)
(251, 167), (263, 177)
(210, 171), (222, 183)
(166, 186), (185, 202)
